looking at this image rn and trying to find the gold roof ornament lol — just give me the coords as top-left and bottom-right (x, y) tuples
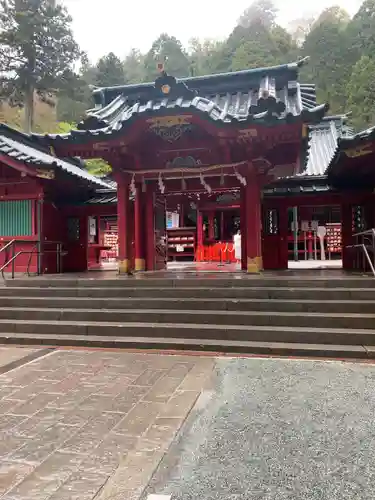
(161, 84), (171, 94)
(344, 144), (373, 158)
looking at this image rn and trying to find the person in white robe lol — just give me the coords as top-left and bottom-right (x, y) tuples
(233, 230), (241, 262)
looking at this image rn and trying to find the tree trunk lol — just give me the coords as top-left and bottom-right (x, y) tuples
(23, 85), (34, 133)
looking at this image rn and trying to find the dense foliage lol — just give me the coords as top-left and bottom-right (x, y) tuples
(1, 0), (375, 174)
(55, 0), (375, 132)
(0, 0), (80, 132)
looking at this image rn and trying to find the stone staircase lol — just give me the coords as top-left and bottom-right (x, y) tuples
(1, 275), (375, 357)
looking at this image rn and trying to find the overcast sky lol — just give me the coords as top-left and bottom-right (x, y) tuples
(63, 0), (363, 62)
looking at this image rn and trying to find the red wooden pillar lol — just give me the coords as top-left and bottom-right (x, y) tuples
(117, 175), (131, 274)
(180, 203), (185, 227)
(208, 211), (215, 240)
(341, 201), (353, 271)
(134, 184), (145, 272)
(278, 202), (289, 268)
(245, 169), (262, 273)
(240, 186), (247, 271)
(145, 187), (155, 271)
(197, 209), (203, 248)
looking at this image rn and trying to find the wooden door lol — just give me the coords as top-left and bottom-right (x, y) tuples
(262, 205), (288, 270)
(154, 197), (167, 270)
(63, 215), (88, 272)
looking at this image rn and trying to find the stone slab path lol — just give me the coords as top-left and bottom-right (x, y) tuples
(144, 357), (375, 500)
(0, 347), (44, 373)
(0, 347), (214, 500)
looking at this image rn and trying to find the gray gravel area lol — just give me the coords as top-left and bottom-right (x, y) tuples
(144, 357), (375, 500)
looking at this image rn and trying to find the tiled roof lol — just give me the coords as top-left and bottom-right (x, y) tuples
(337, 124), (375, 148)
(0, 124), (112, 188)
(302, 118), (340, 176)
(325, 123), (375, 184)
(31, 59), (328, 145)
(85, 194), (118, 205)
(266, 115), (349, 184)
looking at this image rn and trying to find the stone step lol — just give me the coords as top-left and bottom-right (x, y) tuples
(0, 307), (375, 330)
(1, 296), (374, 314)
(5, 276), (375, 289)
(1, 286), (375, 300)
(0, 332), (371, 358)
(0, 319), (375, 345)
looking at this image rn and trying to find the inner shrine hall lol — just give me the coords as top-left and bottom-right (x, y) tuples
(1, 57), (375, 275)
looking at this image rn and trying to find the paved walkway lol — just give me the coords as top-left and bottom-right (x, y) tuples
(0, 348), (40, 370)
(0, 347), (47, 375)
(0, 348), (214, 500)
(2, 349), (375, 500)
(144, 357), (375, 500)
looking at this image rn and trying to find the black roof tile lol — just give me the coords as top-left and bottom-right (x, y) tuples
(31, 59), (328, 145)
(0, 123), (112, 188)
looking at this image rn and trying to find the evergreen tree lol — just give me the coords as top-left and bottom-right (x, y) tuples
(347, 55), (375, 130)
(188, 38), (225, 76)
(346, 0), (375, 60)
(95, 52), (125, 87)
(123, 49), (146, 84)
(301, 6), (351, 114)
(143, 34), (190, 80)
(238, 0), (278, 29)
(56, 54), (96, 123)
(0, 0), (80, 132)
(229, 4), (296, 72)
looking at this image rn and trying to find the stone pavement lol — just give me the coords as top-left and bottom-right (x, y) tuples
(144, 357), (375, 500)
(0, 347), (43, 373)
(0, 348), (214, 500)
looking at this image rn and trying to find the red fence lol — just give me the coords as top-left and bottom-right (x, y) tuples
(195, 242), (237, 263)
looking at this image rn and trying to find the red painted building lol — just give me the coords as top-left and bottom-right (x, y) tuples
(29, 59), (330, 273)
(1, 59), (375, 275)
(0, 123), (112, 275)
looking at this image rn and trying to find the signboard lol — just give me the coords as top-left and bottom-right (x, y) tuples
(166, 212), (179, 229)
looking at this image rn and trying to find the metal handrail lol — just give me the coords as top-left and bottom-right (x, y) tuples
(0, 240), (16, 258)
(0, 239), (39, 266)
(26, 241), (64, 277)
(347, 243), (375, 276)
(26, 243), (39, 276)
(347, 228), (375, 276)
(1, 240), (64, 279)
(1, 251), (23, 279)
(352, 229), (375, 238)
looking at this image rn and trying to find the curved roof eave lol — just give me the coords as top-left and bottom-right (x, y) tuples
(31, 101), (328, 148)
(92, 57), (310, 102)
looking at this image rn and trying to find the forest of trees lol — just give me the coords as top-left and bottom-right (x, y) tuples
(1, 0), (375, 137)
